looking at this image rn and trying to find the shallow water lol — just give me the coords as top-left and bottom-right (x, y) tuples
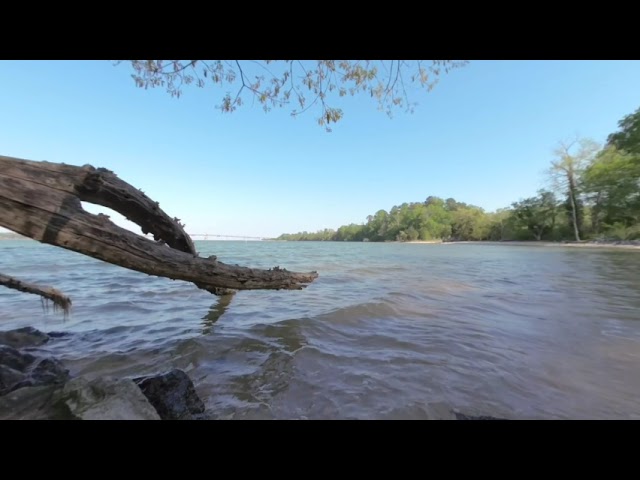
(1, 240), (639, 419)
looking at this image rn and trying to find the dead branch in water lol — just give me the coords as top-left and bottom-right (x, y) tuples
(0, 155), (318, 312)
(0, 273), (72, 314)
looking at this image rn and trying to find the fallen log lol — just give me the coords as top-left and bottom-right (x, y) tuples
(0, 155), (318, 302)
(0, 273), (72, 313)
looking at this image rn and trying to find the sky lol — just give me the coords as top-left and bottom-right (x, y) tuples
(1, 60), (639, 238)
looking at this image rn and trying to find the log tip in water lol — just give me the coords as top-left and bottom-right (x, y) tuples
(0, 273), (72, 315)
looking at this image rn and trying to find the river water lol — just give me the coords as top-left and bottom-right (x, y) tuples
(1, 240), (639, 419)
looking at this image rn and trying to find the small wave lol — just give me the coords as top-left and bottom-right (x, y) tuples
(319, 301), (402, 323)
(91, 301), (155, 314)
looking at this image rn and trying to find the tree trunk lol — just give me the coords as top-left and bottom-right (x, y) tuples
(0, 155), (318, 300)
(567, 176), (581, 241)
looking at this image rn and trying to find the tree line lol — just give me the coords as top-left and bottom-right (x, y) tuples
(277, 107), (640, 243)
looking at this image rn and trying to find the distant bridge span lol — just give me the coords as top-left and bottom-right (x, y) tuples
(189, 233), (267, 241)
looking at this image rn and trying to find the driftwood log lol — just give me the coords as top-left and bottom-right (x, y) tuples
(0, 155), (318, 308)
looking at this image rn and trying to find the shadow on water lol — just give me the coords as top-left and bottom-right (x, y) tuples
(201, 293), (235, 335)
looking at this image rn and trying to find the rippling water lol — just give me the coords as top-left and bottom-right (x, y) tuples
(1, 240), (640, 419)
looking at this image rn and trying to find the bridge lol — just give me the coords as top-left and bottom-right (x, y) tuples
(188, 233), (268, 241)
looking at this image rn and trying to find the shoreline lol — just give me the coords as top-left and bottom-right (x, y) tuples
(2, 236), (639, 250)
(406, 240), (640, 250)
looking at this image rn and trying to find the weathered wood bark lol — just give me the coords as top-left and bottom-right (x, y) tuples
(0, 273), (72, 313)
(0, 155), (318, 298)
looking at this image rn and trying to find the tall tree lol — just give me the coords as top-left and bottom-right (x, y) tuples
(549, 138), (600, 241)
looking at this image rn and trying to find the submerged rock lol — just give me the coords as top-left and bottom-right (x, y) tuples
(454, 412), (508, 420)
(0, 326), (50, 349)
(382, 402), (459, 420)
(0, 328), (210, 420)
(55, 377), (161, 420)
(382, 402), (511, 420)
(0, 328), (207, 420)
(30, 358), (70, 386)
(0, 345), (69, 395)
(135, 369), (205, 420)
(0, 345), (36, 372)
(0, 364), (25, 396)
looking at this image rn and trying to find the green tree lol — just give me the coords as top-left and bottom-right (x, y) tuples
(450, 206), (487, 240)
(425, 196), (445, 208)
(335, 223), (366, 241)
(511, 191), (558, 241)
(608, 106), (640, 155)
(278, 196), (493, 242)
(366, 209), (392, 241)
(583, 146), (640, 234)
(486, 208), (516, 241)
(118, 60), (468, 131)
(422, 202), (452, 239)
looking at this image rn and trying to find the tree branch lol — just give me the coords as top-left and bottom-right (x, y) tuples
(0, 155), (319, 304)
(0, 273), (71, 314)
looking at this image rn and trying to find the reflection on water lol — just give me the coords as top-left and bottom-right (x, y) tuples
(1, 240), (640, 419)
(201, 293), (235, 335)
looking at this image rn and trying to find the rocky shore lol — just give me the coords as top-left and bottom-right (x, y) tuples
(0, 327), (207, 420)
(0, 327), (507, 420)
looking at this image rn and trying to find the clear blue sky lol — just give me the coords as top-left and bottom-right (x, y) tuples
(1, 60), (639, 238)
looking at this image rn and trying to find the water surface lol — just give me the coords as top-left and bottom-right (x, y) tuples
(1, 240), (639, 419)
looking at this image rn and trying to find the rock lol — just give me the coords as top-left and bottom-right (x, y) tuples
(381, 402), (458, 420)
(422, 402), (459, 420)
(0, 327), (50, 349)
(0, 364), (25, 396)
(0, 345), (36, 371)
(55, 377), (161, 420)
(454, 412), (509, 420)
(0, 384), (71, 420)
(29, 357), (70, 386)
(0, 327), (70, 396)
(0, 345), (69, 395)
(135, 369), (205, 420)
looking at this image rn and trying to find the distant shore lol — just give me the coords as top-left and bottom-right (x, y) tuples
(406, 240), (640, 250)
(2, 234), (639, 250)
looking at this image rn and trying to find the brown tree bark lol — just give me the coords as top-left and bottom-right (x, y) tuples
(0, 155), (318, 303)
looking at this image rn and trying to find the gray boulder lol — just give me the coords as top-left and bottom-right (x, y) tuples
(55, 377), (161, 420)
